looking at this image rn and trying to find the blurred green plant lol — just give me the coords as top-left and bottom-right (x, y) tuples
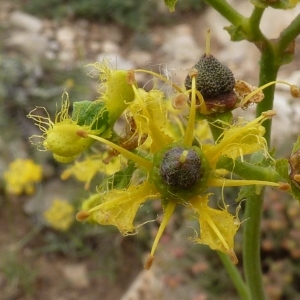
(0, 252), (37, 297)
(22, 0), (205, 31)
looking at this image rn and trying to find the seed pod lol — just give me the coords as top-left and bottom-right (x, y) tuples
(185, 54), (237, 113)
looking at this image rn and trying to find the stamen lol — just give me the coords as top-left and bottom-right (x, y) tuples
(76, 130), (88, 138)
(126, 69), (136, 85)
(205, 213), (230, 251)
(241, 80), (298, 107)
(146, 200), (177, 269)
(290, 85), (300, 98)
(144, 255), (155, 270)
(134, 69), (183, 93)
(183, 72), (197, 147)
(76, 211), (90, 221)
(278, 182), (291, 191)
(87, 133), (153, 172)
(208, 178), (282, 188)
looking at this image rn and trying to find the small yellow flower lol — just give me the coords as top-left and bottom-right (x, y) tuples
(44, 199), (75, 231)
(27, 60), (136, 163)
(61, 154), (123, 189)
(76, 69), (288, 268)
(4, 158), (42, 195)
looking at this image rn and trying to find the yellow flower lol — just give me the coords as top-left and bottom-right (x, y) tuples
(4, 158), (42, 195)
(60, 154), (123, 190)
(44, 199), (75, 231)
(76, 70), (289, 268)
(27, 60), (135, 163)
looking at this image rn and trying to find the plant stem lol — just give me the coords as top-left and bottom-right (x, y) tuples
(242, 25), (279, 300)
(204, 0), (245, 26)
(278, 14), (300, 55)
(217, 252), (251, 300)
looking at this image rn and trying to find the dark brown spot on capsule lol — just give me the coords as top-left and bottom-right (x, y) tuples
(160, 147), (201, 189)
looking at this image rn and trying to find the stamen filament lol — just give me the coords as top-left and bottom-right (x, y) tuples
(134, 69), (183, 93)
(206, 111), (275, 165)
(184, 75), (197, 147)
(208, 178), (281, 188)
(148, 200), (177, 264)
(241, 80), (294, 106)
(205, 213), (229, 250)
(87, 133), (153, 171)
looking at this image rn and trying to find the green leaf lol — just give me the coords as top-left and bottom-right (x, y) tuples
(72, 100), (109, 131)
(250, 0), (294, 9)
(164, 0), (177, 12)
(98, 160), (136, 191)
(236, 185), (264, 202)
(224, 25), (247, 42)
(292, 135), (300, 154)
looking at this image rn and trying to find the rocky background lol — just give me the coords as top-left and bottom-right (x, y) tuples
(1, 1), (300, 300)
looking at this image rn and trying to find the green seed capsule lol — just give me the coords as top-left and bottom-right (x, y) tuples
(150, 143), (210, 202)
(160, 147), (201, 189)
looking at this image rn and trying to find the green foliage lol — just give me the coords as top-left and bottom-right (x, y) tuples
(0, 253), (37, 296)
(165, 0), (178, 12)
(22, 0), (205, 31)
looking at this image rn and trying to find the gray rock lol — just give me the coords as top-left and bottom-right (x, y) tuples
(9, 11), (43, 33)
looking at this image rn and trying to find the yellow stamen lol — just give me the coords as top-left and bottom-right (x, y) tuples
(206, 111), (275, 165)
(134, 69), (183, 93)
(205, 213), (230, 250)
(76, 211), (90, 221)
(86, 133), (153, 172)
(207, 178), (281, 188)
(147, 200), (177, 268)
(184, 73), (197, 147)
(241, 80), (297, 106)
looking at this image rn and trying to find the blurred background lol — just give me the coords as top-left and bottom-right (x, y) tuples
(1, 1), (300, 299)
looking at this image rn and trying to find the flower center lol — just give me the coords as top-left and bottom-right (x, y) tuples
(160, 147), (202, 189)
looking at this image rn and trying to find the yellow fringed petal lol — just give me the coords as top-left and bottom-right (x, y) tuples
(87, 181), (159, 235)
(189, 195), (240, 263)
(128, 87), (174, 152)
(204, 112), (274, 167)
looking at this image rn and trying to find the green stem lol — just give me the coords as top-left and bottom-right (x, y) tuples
(242, 30), (279, 300)
(204, 0), (245, 26)
(217, 157), (282, 183)
(217, 252), (251, 300)
(243, 190), (267, 300)
(278, 13), (300, 55)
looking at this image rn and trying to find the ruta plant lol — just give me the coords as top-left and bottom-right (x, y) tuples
(27, 0), (300, 299)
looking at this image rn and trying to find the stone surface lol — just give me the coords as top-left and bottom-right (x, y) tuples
(9, 11), (44, 33)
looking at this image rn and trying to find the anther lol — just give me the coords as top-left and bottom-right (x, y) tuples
(76, 211), (90, 221)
